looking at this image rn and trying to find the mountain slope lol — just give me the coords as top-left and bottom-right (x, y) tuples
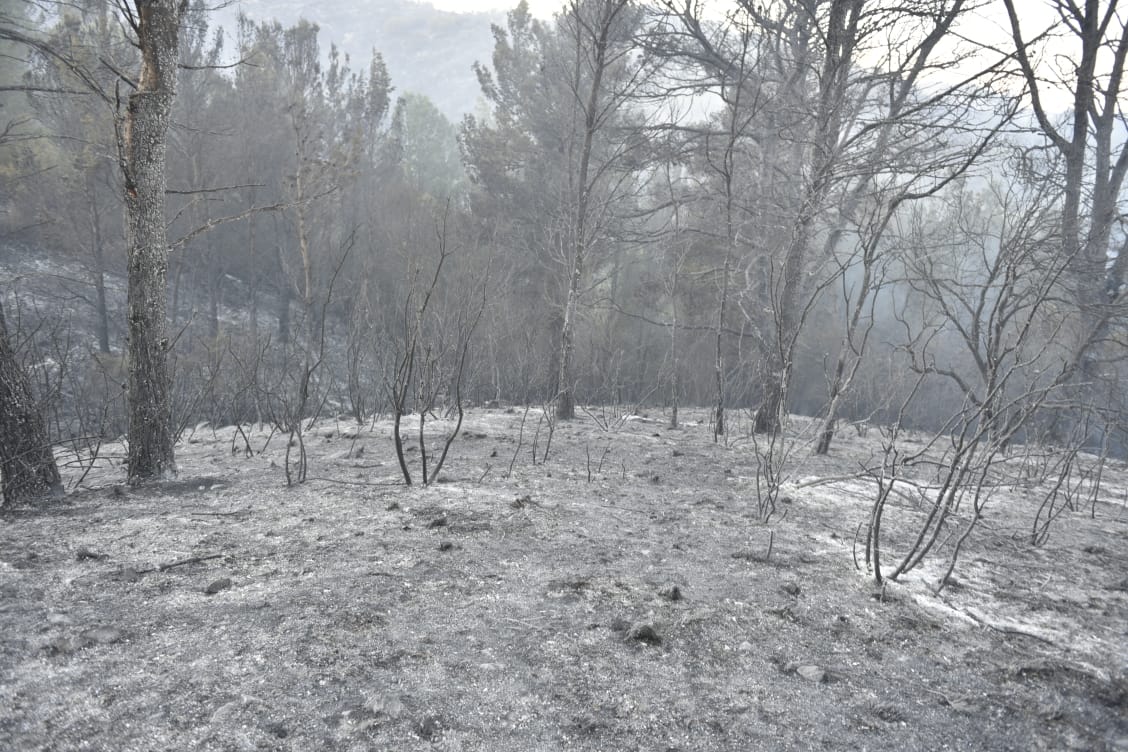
(217, 0), (504, 120)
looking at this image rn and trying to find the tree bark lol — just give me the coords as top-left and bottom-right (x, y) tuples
(122, 0), (187, 482)
(0, 302), (63, 505)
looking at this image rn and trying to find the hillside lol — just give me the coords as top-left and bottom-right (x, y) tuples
(216, 0), (504, 120)
(1, 409), (1126, 750)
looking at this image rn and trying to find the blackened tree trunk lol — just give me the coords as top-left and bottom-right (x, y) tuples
(88, 166), (112, 354)
(0, 302), (63, 505)
(122, 0), (187, 482)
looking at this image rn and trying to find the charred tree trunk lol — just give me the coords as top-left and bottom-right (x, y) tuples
(92, 252), (111, 354)
(121, 0), (187, 482)
(248, 203), (259, 341)
(88, 171), (112, 354)
(0, 302), (62, 505)
(277, 277), (292, 345)
(557, 285), (578, 419)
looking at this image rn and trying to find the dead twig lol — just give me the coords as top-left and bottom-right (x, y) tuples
(134, 553), (223, 575)
(189, 508), (249, 517)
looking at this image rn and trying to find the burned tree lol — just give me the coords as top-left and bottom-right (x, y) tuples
(119, 0), (188, 481)
(1001, 0), (1128, 438)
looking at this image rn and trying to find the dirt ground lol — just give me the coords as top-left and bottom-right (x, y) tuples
(2, 408), (1126, 751)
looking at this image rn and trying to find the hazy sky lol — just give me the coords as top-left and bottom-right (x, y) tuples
(420, 0), (1081, 112)
(425, 0), (561, 16)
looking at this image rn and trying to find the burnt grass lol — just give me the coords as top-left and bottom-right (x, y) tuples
(1, 408), (1126, 751)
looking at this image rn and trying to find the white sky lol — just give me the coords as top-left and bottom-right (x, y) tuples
(420, 0), (1088, 114)
(423, 0), (563, 16)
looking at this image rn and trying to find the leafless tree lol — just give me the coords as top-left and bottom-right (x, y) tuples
(388, 205), (487, 486)
(863, 159), (1085, 590)
(810, 0), (1009, 453)
(555, 0), (640, 420)
(1001, 0), (1128, 428)
(649, 1), (772, 438)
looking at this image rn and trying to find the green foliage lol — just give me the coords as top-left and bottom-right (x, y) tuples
(390, 92), (466, 200)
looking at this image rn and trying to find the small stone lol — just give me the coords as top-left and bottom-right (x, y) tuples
(262, 722), (288, 739)
(627, 623), (662, 645)
(80, 626), (124, 646)
(871, 702), (906, 722)
(658, 584), (682, 602)
(118, 567), (143, 583)
(797, 665), (826, 683)
(781, 582), (801, 596)
(46, 613), (73, 627)
(416, 714), (442, 741)
(368, 693), (405, 719)
(738, 641), (753, 653)
(205, 577), (233, 595)
(1037, 699), (1064, 720)
(942, 694), (979, 713)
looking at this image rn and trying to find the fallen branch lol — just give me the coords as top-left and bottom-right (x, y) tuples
(135, 553), (223, 575)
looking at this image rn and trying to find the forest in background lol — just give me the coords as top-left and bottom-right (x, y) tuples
(0, 0), (1126, 498)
